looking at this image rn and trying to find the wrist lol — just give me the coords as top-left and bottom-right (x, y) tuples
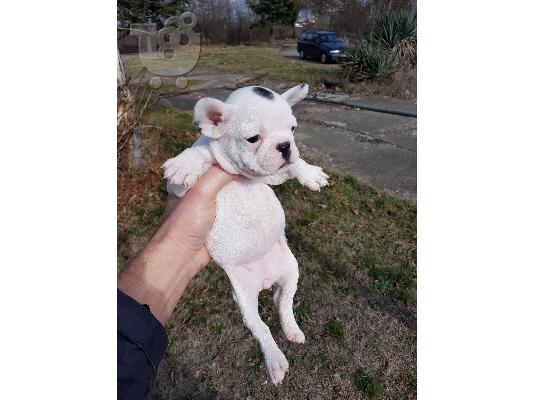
(151, 214), (207, 274)
(147, 234), (200, 277)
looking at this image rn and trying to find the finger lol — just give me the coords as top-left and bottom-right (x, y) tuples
(188, 166), (236, 202)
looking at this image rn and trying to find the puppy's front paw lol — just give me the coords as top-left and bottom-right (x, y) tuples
(265, 348), (289, 385)
(162, 150), (210, 191)
(298, 165), (329, 191)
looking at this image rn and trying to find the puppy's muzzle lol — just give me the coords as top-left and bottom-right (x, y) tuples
(276, 141), (291, 161)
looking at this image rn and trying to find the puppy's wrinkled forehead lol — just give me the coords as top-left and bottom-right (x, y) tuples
(226, 86), (294, 125)
(192, 84), (308, 140)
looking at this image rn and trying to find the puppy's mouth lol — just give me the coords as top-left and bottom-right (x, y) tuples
(279, 160), (293, 169)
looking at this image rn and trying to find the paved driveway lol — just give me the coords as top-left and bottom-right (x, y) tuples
(293, 100), (416, 202)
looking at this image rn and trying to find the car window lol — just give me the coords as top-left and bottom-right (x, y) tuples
(319, 34), (344, 43)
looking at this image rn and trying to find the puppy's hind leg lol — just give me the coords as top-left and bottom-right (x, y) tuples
(273, 238), (305, 344)
(224, 264), (289, 385)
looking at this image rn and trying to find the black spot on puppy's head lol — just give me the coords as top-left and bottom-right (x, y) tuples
(253, 86), (274, 100)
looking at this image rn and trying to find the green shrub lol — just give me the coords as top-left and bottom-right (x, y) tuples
(341, 41), (395, 81)
(372, 11), (417, 67)
(341, 11), (416, 81)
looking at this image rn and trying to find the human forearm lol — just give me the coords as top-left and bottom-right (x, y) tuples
(118, 167), (234, 325)
(117, 234), (199, 325)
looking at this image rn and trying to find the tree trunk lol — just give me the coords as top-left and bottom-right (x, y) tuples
(269, 26), (274, 44)
(117, 51), (144, 170)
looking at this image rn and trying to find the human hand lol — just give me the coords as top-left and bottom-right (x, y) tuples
(156, 166), (236, 273)
(118, 166), (235, 324)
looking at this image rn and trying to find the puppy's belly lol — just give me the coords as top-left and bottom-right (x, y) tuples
(206, 178), (285, 266)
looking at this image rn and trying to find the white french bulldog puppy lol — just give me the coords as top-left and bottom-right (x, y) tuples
(162, 84), (328, 385)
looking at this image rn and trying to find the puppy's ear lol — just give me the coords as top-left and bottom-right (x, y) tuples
(281, 84), (308, 107)
(193, 97), (237, 139)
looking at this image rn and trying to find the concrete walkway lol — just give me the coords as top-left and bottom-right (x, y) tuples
(158, 72), (416, 202)
(293, 99), (416, 202)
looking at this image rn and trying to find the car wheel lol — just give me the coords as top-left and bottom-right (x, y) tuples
(299, 50), (305, 60)
(320, 52), (328, 64)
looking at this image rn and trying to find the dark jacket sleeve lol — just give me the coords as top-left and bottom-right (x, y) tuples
(118, 289), (168, 400)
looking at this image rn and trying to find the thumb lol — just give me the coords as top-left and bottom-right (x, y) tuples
(188, 166), (236, 202)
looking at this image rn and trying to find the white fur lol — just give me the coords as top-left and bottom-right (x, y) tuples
(162, 84), (328, 384)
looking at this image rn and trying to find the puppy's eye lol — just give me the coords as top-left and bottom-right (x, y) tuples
(291, 126), (296, 132)
(246, 135), (260, 143)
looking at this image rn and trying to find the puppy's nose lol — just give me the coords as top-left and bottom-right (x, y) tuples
(276, 141), (291, 160)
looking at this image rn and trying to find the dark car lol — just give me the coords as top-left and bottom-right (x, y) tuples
(297, 31), (348, 64)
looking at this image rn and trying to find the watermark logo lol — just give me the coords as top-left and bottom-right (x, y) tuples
(119, 12), (201, 89)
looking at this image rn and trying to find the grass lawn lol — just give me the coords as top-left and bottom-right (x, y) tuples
(118, 103), (416, 399)
(198, 46), (339, 84)
(122, 45), (339, 85)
